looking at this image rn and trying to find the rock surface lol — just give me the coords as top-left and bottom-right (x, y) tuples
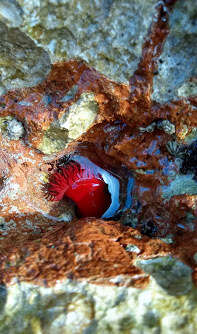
(0, 0), (197, 333)
(0, 21), (51, 92)
(137, 256), (193, 295)
(1, 278), (197, 334)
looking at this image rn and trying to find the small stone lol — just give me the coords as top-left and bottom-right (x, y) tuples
(178, 80), (197, 98)
(125, 244), (141, 254)
(39, 92), (98, 154)
(6, 118), (25, 140)
(57, 211), (75, 223)
(139, 122), (156, 133)
(157, 120), (175, 134)
(59, 92), (98, 141)
(160, 234), (174, 244)
(137, 256), (193, 295)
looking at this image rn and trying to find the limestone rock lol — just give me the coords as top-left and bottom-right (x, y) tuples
(137, 256), (193, 296)
(0, 21), (51, 92)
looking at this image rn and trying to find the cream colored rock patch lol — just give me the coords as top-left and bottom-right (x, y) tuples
(39, 92), (98, 154)
(60, 92), (97, 141)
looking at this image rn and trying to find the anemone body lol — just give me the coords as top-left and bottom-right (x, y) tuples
(48, 160), (111, 218)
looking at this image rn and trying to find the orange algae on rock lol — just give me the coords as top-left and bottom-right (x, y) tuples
(0, 0), (197, 288)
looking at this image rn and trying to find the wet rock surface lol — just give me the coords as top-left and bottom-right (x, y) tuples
(0, 0), (197, 332)
(0, 21), (51, 92)
(137, 256), (193, 295)
(17, 0), (156, 83)
(152, 0), (197, 102)
(1, 278), (197, 334)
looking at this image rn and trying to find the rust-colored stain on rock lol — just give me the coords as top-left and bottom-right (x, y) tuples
(0, 0), (197, 287)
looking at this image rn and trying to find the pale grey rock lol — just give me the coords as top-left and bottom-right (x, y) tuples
(162, 174), (197, 200)
(177, 79), (197, 97)
(0, 0), (23, 27)
(6, 118), (25, 140)
(140, 120), (176, 135)
(59, 85), (78, 102)
(157, 120), (176, 135)
(142, 310), (159, 328)
(162, 313), (190, 334)
(183, 127), (197, 145)
(0, 278), (197, 334)
(0, 84), (6, 96)
(17, 0), (156, 83)
(152, 0), (197, 102)
(160, 234), (174, 244)
(137, 256), (193, 295)
(125, 244), (141, 254)
(139, 122), (157, 133)
(0, 21), (51, 91)
(14, 0), (197, 102)
(0, 116), (25, 140)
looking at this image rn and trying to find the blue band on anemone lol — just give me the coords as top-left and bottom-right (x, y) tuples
(46, 154), (134, 219)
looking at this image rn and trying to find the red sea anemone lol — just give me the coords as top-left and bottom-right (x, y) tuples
(47, 155), (114, 218)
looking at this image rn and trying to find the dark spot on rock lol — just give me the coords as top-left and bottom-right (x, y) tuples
(140, 220), (159, 238)
(0, 177), (4, 191)
(0, 285), (7, 313)
(181, 140), (197, 176)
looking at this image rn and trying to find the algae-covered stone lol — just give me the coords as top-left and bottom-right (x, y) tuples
(0, 116), (25, 140)
(137, 256), (193, 296)
(38, 125), (69, 155)
(6, 118), (25, 140)
(59, 92), (97, 140)
(0, 21), (51, 92)
(39, 92), (98, 154)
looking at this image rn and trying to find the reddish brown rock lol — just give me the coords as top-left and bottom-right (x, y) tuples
(1, 218), (173, 287)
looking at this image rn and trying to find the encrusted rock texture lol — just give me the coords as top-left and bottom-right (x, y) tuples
(0, 0), (197, 332)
